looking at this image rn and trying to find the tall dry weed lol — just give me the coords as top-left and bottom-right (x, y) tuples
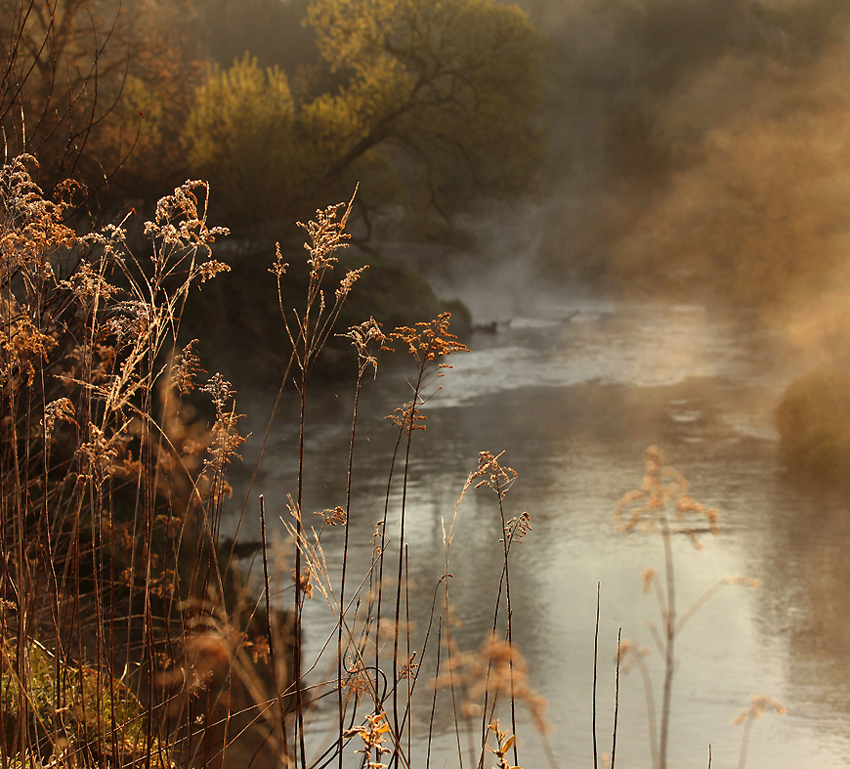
(2, 151), (783, 769)
(0, 154), (295, 768)
(615, 446), (763, 769)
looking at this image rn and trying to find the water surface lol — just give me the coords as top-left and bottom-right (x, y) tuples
(227, 300), (850, 768)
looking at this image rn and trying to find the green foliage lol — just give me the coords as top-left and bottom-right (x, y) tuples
(183, 0), (545, 233)
(310, 0), (544, 193)
(0, 638), (163, 767)
(183, 54), (299, 227)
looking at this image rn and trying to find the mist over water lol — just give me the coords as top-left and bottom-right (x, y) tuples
(465, 0), (850, 354)
(228, 296), (850, 768)
(220, 2), (850, 765)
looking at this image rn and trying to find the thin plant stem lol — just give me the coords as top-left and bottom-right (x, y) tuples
(374, 427), (405, 709)
(659, 515), (676, 769)
(338, 365), (366, 769)
(260, 494), (291, 765)
(392, 369), (426, 745)
(295, 371), (308, 769)
(404, 544), (412, 763)
(593, 581), (600, 769)
(398, 577), (443, 755)
(612, 628), (622, 769)
(494, 484), (518, 769)
(443, 553), (464, 769)
(426, 619), (442, 769)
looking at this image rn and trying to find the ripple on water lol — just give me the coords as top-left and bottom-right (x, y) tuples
(230, 301), (846, 769)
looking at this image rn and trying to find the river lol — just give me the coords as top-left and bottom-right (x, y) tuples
(225, 299), (850, 769)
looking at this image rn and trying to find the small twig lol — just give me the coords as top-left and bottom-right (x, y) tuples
(593, 581), (600, 769)
(707, 744), (712, 769)
(260, 494), (291, 763)
(426, 619), (442, 769)
(612, 628), (622, 769)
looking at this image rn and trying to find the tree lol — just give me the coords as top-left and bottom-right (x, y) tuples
(94, 0), (204, 203)
(0, 0), (202, 210)
(183, 54), (299, 231)
(0, 0), (125, 197)
(182, 0), (545, 235)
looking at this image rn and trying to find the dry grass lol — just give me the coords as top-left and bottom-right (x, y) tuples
(614, 447), (770, 769)
(0, 154), (282, 768)
(0, 153), (782, 769)
(0, 154), (553, 769)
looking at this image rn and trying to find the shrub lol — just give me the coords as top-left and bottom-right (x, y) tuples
(776, 368), (850, 488)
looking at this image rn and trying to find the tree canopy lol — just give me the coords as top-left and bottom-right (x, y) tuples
(183, 54), (299, 228)
(0, 0), (200, 205)
(183, 0), (545, 234)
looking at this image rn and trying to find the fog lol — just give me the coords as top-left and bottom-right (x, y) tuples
(197, 0), (850, 346)
(224, 3), (850, 764)
(491, 1), (848, 316)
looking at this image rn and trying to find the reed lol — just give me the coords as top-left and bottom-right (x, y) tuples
(0, 155), (550, 769)
(0, 153), (781, 769)
(615, 447), (770, 769)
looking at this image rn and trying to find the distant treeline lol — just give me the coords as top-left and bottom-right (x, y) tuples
(1, 0), (544, 244)
(4, 0), (850, 307)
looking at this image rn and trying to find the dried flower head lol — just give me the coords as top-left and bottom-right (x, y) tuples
(200, 374), (245, 473)
(390, 312), (469, 364)
(487, 720), (521, 769)
(292, 565), (314, 600)
(335, 265), (367, 302)
(144, 180), (229, 259)
(615, 445), (719, 547)
(504, 511), (532, 544)
(0, 311), (58, 387)
(731, 694), (787, 725)
(60, 261), (120, 308)
(434, 635), (550, 735)
(297, 185), (357, 279)
(201, 372), (235, 416)
(473, 450), (518, 500)
(386, 400), (427, 432)
(169, 339), (206, 395)
(270, 242), (289, 279)
(343, 711), (392, 769)
(397, 652), (419, 681)
(341, 659), (375, 702)
(315, 506), (347, 526)
(641, 567), (658, 595)
(341, 317), (387, 377)
(43, 397), (77, 436)
(78, 424), (127, 482)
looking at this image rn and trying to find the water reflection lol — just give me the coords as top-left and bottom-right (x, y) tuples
(226, 301), (850, 767)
